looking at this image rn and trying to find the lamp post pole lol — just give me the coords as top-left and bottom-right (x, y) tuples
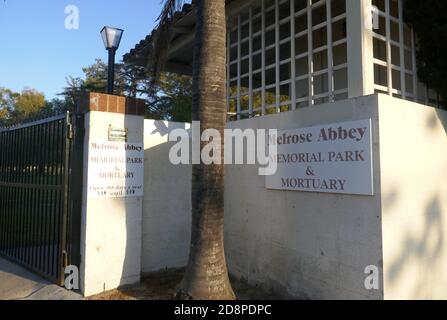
(107, 48), (116, 94)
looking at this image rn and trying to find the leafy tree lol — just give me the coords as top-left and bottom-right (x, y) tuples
(0, 88), (49, 125)
(13, 88), (46, 120)
(146, 73), (192, 122)
(62, 58), (192, 122)
(0, 88), (15, 126)
(404, 0), (447, 108)
(154, 0), (236, 300)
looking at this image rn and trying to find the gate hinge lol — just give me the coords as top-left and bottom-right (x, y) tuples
(67, 123), (74, 140)
(62, 250), (68, 269)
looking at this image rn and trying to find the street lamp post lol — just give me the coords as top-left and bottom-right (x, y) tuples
(100, 26), (124, 95)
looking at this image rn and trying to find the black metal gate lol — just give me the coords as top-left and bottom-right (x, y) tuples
(0, 112), (84, 286)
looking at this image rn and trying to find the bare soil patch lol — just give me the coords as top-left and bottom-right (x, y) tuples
(88, 269), (282, 300)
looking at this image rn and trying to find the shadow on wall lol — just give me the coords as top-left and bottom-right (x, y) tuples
(139, 119), (192, 273)
(148, 120), (191, 141)
(386, 196), (444, 299)
(384, 108), (447, 299)
(119, 115), (144, 290)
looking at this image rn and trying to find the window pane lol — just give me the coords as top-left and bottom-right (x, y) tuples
(313, 50), (328, 72)
(265, 47), (276, 66)
(332, 19), (346, 42)
(391, 45), (400, 66)
(392, 69), (401, 90)
(333, 43), (347, 66)
(296, 57), (308, 77)
(280, 63), (291, 82)
(332, 0), (346, 17)
(404, 50), (413, 71)
(312, 4), (326, 27)
(280, 42), (291, 60)
(253, 71), (262, 90)
(295, 15), (307, 34)
(405, 73), (414, 94)
(279, 0), (291, 21)
(373, 38), (387, 61)
(313, 27), (327, 49)
(390, 21), (400, 42)
(296, 78), (308, 99)
(334, 68), (348, 91)
(295, 35), (308, 55)
(313, 73), (328, 95)
(374, 64), (388, 87)
(294, 0), (307, 12)
(280, 22), (291, 41)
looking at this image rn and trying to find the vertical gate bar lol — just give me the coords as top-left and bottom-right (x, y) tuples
(6, 132), (12, 255)
(68, 113), (84, 274)
(29, 124), (37, 265)
(21, 127), (29, 262)
(59, 113), (71, 285)
(43, 122), (51, 275)
(9, 130), (16, 257)
(11, 128), (18, 259)
(38, 120), (44, 272)
(48, 122), (59, 278)
(3, 130), (9, 253)
(0, 130), (5, 249)
(34, 188), (41, 270)
(23, 127), (29, 263)
(16, 127), (22, 261)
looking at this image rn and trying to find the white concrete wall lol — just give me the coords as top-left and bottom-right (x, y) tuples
(142, 120), (191, 273)
(80, 111), (144, 297)
(138, 95), (447, 300)
(378, 95), (447, 299)
(225, 95), (384, 299)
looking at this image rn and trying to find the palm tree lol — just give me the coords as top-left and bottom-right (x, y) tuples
(153, 0), (235, 300)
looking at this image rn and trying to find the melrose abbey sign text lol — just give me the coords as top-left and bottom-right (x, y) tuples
(266, 119), (374, 196)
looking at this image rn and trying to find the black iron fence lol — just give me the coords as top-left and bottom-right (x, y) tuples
(0, 112), (84, 285)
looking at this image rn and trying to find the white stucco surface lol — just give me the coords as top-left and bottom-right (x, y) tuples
(142, 120), (192, 273)
(136, 95), (447, 300)
(225, 95), (383, 299)
(80, 111), (144, 297)
(378, 95), (447, 299)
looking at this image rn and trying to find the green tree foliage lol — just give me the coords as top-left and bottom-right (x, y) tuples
(0, 59), (192, 126)
(404, 0), (447, 107)
(13, 88), (46, 119)
(62, 59), (192, 122)
(0, 88), (16, 126)
(147, 73), (192, 122)
(0, 87), (55, 126)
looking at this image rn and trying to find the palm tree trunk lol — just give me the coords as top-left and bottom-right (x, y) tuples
(177, 0), (236, 300)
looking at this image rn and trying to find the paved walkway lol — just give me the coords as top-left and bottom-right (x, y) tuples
(0, 257), (83, 300)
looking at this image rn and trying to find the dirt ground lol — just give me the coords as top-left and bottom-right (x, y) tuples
(88, 269), (282, 300)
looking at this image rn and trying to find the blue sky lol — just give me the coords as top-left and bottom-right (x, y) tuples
(0, 0), (164, 99)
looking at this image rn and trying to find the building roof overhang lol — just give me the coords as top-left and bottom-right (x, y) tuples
(123, 0), (258, 76)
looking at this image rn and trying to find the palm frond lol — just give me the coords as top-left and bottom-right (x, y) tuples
(149, 0), (184, 91)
